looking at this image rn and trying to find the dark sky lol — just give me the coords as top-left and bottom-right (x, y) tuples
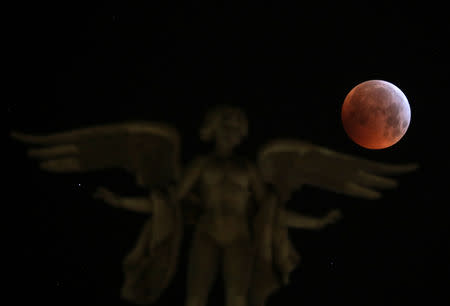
(7, 1), (448, 305)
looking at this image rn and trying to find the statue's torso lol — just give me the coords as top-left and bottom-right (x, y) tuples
(197, 155), (252, 244)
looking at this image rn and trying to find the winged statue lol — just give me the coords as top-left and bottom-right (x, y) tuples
(11, 105), (417, 306)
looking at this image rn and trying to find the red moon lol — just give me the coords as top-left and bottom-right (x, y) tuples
(341, 80), (411, 149)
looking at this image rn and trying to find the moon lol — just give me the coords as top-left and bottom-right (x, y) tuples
(341, 80), (411, 149)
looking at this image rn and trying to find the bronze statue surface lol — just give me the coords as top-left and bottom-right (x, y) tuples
(11, 105), (417, 306)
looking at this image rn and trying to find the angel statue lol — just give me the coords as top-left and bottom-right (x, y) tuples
(11, 105), (417, 306)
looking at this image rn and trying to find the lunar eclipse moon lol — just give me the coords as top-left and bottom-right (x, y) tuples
(341, 80), (411, 149)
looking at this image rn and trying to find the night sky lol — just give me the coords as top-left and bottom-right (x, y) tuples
(7, 1), (448, 305)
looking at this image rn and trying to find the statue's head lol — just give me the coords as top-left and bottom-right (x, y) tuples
(200, 105), (248, 150)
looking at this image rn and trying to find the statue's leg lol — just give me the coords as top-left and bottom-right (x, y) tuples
(186, 229), (220, 306)
(223, 239), (254, 306)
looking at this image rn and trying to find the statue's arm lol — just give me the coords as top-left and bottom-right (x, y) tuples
(280, 209), (342, 230)
(94, 187), (152, 213)
(93, 156), (206, 213)
(173, 156), (207, 202)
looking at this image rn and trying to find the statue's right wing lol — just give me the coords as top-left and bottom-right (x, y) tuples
(11, 121), (181, 188)
(12, 121), (187, 304)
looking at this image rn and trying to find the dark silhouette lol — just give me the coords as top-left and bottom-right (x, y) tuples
(11, 105), (417, 306)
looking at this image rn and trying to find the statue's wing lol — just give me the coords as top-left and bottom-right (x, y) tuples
(258, 139), (418, 201)
(11, 121), (181, 188)
(12, 122), (187, 304)
(250, 139), (418, 305)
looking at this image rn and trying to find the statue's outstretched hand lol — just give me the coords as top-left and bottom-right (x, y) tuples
(94, 187), (122, 207)
(323, 209), (343, 226)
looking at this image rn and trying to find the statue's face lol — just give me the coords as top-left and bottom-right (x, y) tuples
(215, 109), (247, 149)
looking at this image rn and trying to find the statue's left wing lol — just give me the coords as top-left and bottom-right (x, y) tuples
(258, 139), (418, 202)
(249, 139), (418, 306)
